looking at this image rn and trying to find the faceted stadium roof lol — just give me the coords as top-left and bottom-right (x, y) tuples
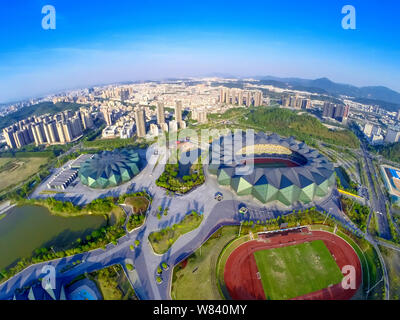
(208, 132), (335, 206)
(79, 149), (141, 189)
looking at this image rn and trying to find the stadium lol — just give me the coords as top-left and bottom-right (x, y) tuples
(78, 149), (142, 189)
(208, 133), (335, 206)
(221, 227), (362, 300)
(380, 164), (400, 205)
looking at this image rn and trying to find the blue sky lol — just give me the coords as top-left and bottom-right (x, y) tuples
(0, 0), (399, 103)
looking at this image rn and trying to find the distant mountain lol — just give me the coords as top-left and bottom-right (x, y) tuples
(254, 76), (400, 112)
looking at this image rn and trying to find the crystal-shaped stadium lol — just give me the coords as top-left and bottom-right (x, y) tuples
(208, 133), (335, 206)
(78, 149), (142, 189)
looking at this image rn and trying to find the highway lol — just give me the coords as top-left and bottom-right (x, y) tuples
(361, 142), (391, 239)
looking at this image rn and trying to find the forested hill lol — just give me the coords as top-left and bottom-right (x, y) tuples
(240, 107), (360, 149)
(371, 142), (400, 163)
(0, 102), (85, 130)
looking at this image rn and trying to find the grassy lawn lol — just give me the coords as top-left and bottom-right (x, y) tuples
(309, 224), (384, 299)
(109, 206), (126, 226)
(171, 226), (239, 300)
(216, 235), (250, 299)
(0, 157), (48, 191)
(125, 196), (149, 214)
(149, 211), (203, 254)
(89, 264), (137, 300)
(124, 196), (150, 231)
(379, 245), (400, 300)
(254, 240), (343, 300)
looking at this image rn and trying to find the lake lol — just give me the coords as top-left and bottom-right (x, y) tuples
(0, 205), (106, 270)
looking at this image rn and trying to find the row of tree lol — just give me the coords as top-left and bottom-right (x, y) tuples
(156, 162), (205, 194)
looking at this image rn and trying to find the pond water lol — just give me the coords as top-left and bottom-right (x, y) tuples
(0, 205), (106, 270)
(334, 167), (350, 189)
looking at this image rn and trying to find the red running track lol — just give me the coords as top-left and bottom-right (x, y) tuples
(223, 228), (362, 300)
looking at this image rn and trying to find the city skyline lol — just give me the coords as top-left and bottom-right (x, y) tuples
(1, 0), (400, 103)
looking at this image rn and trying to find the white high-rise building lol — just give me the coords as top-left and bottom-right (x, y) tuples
(385, 127), (400, 143)
(150, 123), (159, 136)
(169, 120), (178, 132)
(363, 123), (373, 137)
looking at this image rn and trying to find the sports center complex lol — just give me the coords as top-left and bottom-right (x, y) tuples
(204, 133), (363, 300)
(208, 133), (335, 206)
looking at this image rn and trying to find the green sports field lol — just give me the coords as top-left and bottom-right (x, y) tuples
(253, 240), (343, 300)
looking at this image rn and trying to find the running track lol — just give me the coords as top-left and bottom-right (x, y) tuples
(224, 229), (362, 300)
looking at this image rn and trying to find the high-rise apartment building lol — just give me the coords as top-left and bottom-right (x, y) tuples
(254, 91), (262, 107)
(301, 99), (312, 110)
(134, 108), (146, 138)
(238, 91), (243, 106)
(120, 89), (129, 101)
(101, 107), (113, 126)
(322, 102), (336, 118)
(79, 107), (94, 130)
(385, 127), (400, 143)
(3, 107), (94, 149)
(157, 102), (165, 124)
(246, 92), (251, 107)
(334, 105), (349, 122)
(169, 120), (178, 132)
(219, 88), (224, 103)
(175, 101), (183, 123)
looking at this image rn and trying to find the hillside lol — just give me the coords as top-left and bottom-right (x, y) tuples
(240, 107), (360, 149)
(371, 142), (400, 163)
(0, 102), (85, 130)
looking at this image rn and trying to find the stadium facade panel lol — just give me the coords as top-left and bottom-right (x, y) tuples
(78, 149), (142, 189)
(209, 133), (335, 206)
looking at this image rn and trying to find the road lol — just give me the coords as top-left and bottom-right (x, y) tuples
(361, 142), (391, 239)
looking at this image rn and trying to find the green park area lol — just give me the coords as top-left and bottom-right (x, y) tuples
(82, 137), (149, 151)
(379, 245), (400, 300)
(335, 166), (358, 194)
(340, 197), (370, 232)
(0, 157), (49, 192)
(124, 196), (150, 231)
(148, 211), (203, 254)
(199, 107), (359, 149)
(171, 226), (239, 300)
(88, 264), (137, 300)
(156, 154), (205, 194)
(18, 196), (124, 218)
(125, 196), (149, 213)
(253, 240), (343, 300)
(241, 107), (360, 148)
